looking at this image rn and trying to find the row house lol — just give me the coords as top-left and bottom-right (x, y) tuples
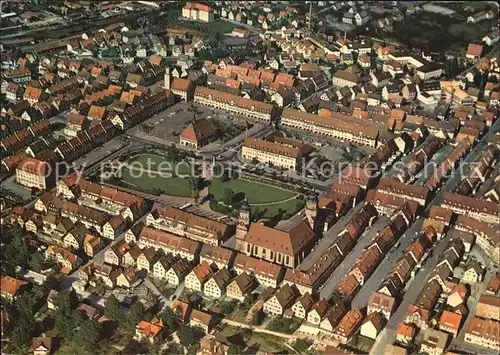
(121, 89), (175, 129)
(204, 268), (232, 299)
(455, 215), (500, 262)
(226, 272), (258, 302)
(194, 86), (275, 122)
(405, 280), (442, 329)
(45, 245), (82, 272)
(146, 204), (232, 247)
(441, 192), (499, 225)
(376, 178), (430, 206)
(199, 244), (234, 270)
(464, 317), (499, 351)
(241, 137), (302, 171)
(280, 108), (380, 148)
(283, 242), (342, 295)
(184, 261), (216, 292)
(134, 225), (201, 261)
(263, 284), (299, 317)
(57, 176), (147, 221)
(61, 201), (109, 236)
(332, 308), (364, 344)
(233, 253), (284, 289)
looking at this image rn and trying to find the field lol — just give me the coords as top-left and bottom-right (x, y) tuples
(119, 153), (194, 197)
(217, 325), (287, 353)
(182, 20), (238, 34)
(210, 178), (304, 219)
(385, 12), (496, 53)
(210, 178), (295, 204)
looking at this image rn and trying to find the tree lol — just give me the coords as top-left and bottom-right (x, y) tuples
(127, 302), (144, 328)
(104, 295), (122, 321)
(228, 344), (245, 354)
(178, 325), (203, 347)
(3, 235), (29, 267)
(166, 143), (179, 162)
(10, 316), (35, 351)
(218, 299), (237, 315)
(222, 188), (235, 205)
(74, 319), (101, 353)
(53, 291), (81, 340)
(159, 307), (179, 332)
(28, 251), (46, 271)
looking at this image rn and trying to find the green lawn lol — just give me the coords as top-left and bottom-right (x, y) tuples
(120, 167), (193, 197)
(216, 325), (286, 353)
(128, 153), (192, 175)
(205, 20), (238, 34)
(210, 178), (295, 204)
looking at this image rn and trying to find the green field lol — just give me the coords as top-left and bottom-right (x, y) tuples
(128, 153), (192, 175)
(210, 178), (304, 218)
(210, 178), (295, 204)
(120, 153), (194, 197)
(204, 20), (238, 34)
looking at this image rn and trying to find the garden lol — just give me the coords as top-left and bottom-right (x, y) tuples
(209, 171), (305, 221)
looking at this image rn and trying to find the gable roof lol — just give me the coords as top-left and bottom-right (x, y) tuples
(244, 219), (316, 256)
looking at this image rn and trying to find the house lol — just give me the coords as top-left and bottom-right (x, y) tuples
(420, 328), (449, 355)
(263, 284), (298, 316)
(179, 119), (217, 150)
(291, 293), (315, 319)
(171, 78), (195, 101)
(16, 157), (57, 191)
(171, 300), (191, 323)
(185, 262), (216, 292)
(360, 312), (386, 340)
(241, 137), (303, 171)
(396, 322), (416, 345)
(461, 261), (483, 284)
(464, 316), (499, 351)
(166, 259), (193, 286)
(319, 303), (348, 333)
(476, 294), (500, 321)
(439, 310), (462, 337)
(333, 308), (363, 344)
(136, 247), (158, 272)
(152, 254), (178, 280)
(307, 300), (331, 325)
(204, 268), (232, 298)
(45, 245), (81, 273)
(30, 335), (55, 355)
(199, 244), (234, 270)
(190, 309), (214, 334)
(226, 272), (257, 302)
(83, 234), (104, 257)
(466, 43), (484, 60)
(105, 240), (131, 266)
(182, 2), (214, 23)
(1, 276), (29, 302)
(102, 215), (127, 240)
(116, 269), (139, 288)
(47, 290), (58, 311)
(134, 317), (164, 344)
(367, 292), (396, 320)
(447, 284), (468, 308)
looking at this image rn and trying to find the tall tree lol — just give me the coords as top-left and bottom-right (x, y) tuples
(222, 188), (235, 205)
(74, 319), (101, 353)
(104, 295), (122, 321)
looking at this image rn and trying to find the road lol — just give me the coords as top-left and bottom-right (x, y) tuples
(320, 215), (390, 300)
(369, 118), (500, 355)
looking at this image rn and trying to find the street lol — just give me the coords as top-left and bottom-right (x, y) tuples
(369, 118), (500, 355)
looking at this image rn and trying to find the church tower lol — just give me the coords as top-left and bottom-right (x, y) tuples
(164, 67), (171, 90)
(305, 192), (318, 230)
(235, 200), (250, 253)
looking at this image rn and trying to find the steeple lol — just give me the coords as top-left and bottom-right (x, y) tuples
(164, 66), (171, 90)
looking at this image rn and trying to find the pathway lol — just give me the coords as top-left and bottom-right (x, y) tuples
(249, 194), (299, 206)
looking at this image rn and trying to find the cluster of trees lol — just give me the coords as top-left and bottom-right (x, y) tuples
(53, 291), (101, 353)
(1, 227), (48, 276)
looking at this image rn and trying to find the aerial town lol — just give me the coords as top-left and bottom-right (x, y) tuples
(0, 1), (499, 354)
